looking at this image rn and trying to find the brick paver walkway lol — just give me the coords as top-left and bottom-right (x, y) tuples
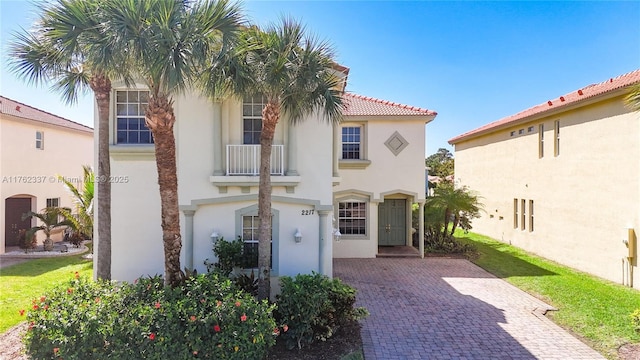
(334, 258), (604, 360)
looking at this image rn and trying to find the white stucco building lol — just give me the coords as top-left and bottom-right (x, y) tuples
(0, 96), (94, 252)
(100, 69), (436, 282)
(449, 69), (640, 288)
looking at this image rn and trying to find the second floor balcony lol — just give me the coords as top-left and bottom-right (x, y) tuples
(226, 144), (284, 176)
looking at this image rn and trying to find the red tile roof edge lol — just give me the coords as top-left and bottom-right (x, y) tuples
(449, 69), (640, 144)
(0, 95), (93, 133)
(344, 92), (438, 116)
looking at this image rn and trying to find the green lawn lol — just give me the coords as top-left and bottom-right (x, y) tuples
(457, 231), (640, 359)
(0, 254), (93, 333)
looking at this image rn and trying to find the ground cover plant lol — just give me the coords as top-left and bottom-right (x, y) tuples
(0, 255), (92, 333)
(458, 231), (640, 359)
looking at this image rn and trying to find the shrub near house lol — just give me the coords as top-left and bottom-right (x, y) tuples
(23, 274), (277, 360)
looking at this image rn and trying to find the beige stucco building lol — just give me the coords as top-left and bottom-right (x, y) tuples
(449, 69), (640, 288)
(99, 69), (436, 282)
(0, 96), (94, 253)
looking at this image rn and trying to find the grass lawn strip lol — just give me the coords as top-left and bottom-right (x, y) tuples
(0, 255), (93, 333)
(458, 232), (640, 359)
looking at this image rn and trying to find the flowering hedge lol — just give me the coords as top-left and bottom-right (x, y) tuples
(22, 273), (277, 359)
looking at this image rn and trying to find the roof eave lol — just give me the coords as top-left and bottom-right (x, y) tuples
(448, 87), (631, 145)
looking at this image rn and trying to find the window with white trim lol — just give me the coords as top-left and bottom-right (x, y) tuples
(529, 200), (534, 232)
(538, 124), (544, 158)
(241, 215), (271, 268)
(341, 126), (362, 159)
(242, 95), (264, 145)
(513, 198), (518, 229)
(116, 90), (152, 144)
(35, 131), (44, 150)
(338, 201), (367, 235)
(521, 199), (526, 231)
(554, 120), (560, 156)
(46, 198), (60, 208)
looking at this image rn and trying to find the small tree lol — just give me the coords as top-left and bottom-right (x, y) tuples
(57, 165), (94, 241)
(22, 208), (74, 251)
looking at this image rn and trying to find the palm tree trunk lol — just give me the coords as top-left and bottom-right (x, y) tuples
(450, 213), (460, 236)
(90, 73), (112, 280)
(146, 94), (182, 287)
(257, 101), (279, 301)
(443, 208), (451, 237)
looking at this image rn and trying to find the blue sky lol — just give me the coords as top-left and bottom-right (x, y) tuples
(1, 1), (639, 156)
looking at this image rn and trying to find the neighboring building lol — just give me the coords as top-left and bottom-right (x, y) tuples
(449, 69), (640, 288)
(100, 70), (436, 282)
(0, 96), (94, 253)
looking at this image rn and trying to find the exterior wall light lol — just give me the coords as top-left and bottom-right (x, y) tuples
(294, 229), (303, 243)
(333, 228), (342, 242)
(210, 231), (219, 244)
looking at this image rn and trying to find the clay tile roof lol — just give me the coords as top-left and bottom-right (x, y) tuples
(0, 95), (93, 133)
(449, 68), (640, 144)
(343, 93), (437, 117)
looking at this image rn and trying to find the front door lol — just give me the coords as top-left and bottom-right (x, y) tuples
(378, 199), (406, 246)
(5, 198), (33, 246)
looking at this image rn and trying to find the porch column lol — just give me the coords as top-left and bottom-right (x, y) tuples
(332, 124), (340, 177)
(183, 210), (196, 269)
(212, 102), (224, 175)
(318, 210), (332, 277)
(286, 124), (299, 176)
(419, 201), (425, 258)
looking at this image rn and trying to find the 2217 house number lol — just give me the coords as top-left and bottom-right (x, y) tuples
(301, 210), (315, 215)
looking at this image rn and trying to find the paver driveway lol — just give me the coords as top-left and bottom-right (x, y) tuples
(334, 258), (604, 360)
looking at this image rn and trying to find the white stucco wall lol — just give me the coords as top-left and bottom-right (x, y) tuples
(454, 95), (640, 287)
(1, 115), (93, 251)
(333, 118), (428, 258)
(106, 88), (335, 281)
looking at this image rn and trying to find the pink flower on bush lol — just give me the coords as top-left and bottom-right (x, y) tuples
(19, 309), (25, 316)
(213, 324), (221, 332)
(193, 350), (198, 356)
(67, 288), (73, 294)
(240, 313), (247, 322)
(44, 305), (49, 311)
(149, 333), (156, 340)
(190, 315), (197, 322)
(95, 297), (101, 303)
(283, 324), (289, 332)
(235, 301), (241, 307)
(53, 347), (59, 355)
(33, 304), (39, 310)
(154, 302), (161, 309)
(216, 301), (222, 307)
(40, 296), (46, 302)
(273, 327), (280, 335)
(200, 298), (205, 304)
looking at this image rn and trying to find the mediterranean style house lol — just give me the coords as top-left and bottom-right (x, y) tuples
(0, 96), (94, 253)
(100, 69), (436, 282)
(449, 69), (640, 288)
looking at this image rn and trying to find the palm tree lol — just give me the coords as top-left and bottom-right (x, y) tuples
(203, 19), (346, 299)
(106, 0), (242, 286)
(426, 182), (483, 237)
(625, 83), (640, 112)
(58, 165), (94, 241)
(9, 0), (132, 279)
(22, 207), (74, 251)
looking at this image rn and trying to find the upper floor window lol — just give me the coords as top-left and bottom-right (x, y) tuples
(538, 124), (544, 158)
(116, 90), (153, 144)
(554, 120), (560, 157)
(341, 126), (362, 159)
(36, 131), (44, 150)
(243, 95), (264, 145)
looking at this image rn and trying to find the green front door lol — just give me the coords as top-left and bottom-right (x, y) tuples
(378, 199), (406, 246)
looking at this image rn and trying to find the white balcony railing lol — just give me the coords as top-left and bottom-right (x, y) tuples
(226, 145), (284, 176)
